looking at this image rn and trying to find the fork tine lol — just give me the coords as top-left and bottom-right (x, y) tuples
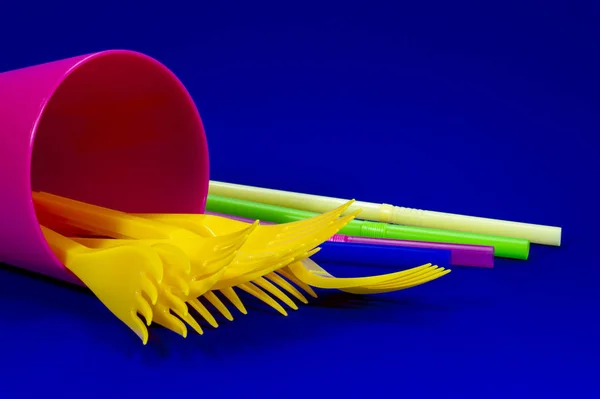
(188, 298), (219, 328)
(319, 211), (361, 239)
(270, 215), (354, 244)
(198, 251), (237, 278)
(252, 277), (299, 310)
(251, 201), (354, 252)
(135, 294), (154, 326)
(396, 268), (450, 288)
(203, 249), (238, 267)
(213, 221), (259, 251)
(270, 207), (356, 247)
(288, 259), (438, 289)
(277, 268), (318, 298)
(163, 287), (189, 316)
(188, 224), (256, 279)
(189, 266), (227, 298)
(238, 283), (288, 316)
(203, 291), (234, 321)
(370, 265), (441, 289)
(197, 204), (354, 292)
(345, 268), (451, 294)
(367, 267), (447, 289)
(154, 246), (192, 296)
(142, 253), (164, 284)
(269, 211), (360, 251)
(377, 271), (451, 293)
(153, 243), (192, 274)
(173, 307), (204, 335)
(166, 272), (190, 297)
(401, 266), (443, 282)
(154, 307), (188, 338)
(129, 311), (150, 344)
(215, 252), (296, 290)
(218, 288), (247, 315)
(417, 268), (451, 284)
(271, 214), (342, 243)
(277, 200), (355, 234)
(237, 224), (346, 280)
(140, 274), (159, 305)
(406, 268), (451, 286)
(264, 272), (308, 304)
(326, 264), (436, 289)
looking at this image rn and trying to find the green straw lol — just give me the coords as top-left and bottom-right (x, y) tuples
(205, 194), (530, 260)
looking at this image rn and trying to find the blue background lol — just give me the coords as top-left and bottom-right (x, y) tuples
(1, 1), (598, 397)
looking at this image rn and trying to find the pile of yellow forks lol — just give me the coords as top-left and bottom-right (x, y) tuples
(33, 191), (451, 344)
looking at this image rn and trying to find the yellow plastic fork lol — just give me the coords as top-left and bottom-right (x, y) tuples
(74, 200), (358, 324)
(40, 225), (162, 344)
(134, 204), (360, 315)
(286, 258), (451, 293)
(205, 213), (360, 314)
(75, 209), (358, 330)
(134, 199), (356, 263)
(135, 201), (357, 284)
(209, 211), (361, 289)
(34, 192), (265, 337)
(101, 241), (200, 338)
(33, 191), (257, 290)
(146, 208), (451, 301)
(37, 192), (362, 333)
(73, 234), (294, 334)
(36, 191), (353, 284)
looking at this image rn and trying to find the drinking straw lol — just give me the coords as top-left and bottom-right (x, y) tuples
(208, 181), (561, 246)
(310, 242), (452, 269)
(207, 211), (494, 268)
(205, 195), (530, 259)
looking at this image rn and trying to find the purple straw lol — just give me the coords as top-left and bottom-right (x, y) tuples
(206, 211), (494, 268)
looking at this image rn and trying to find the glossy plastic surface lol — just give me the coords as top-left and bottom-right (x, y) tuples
(40, 225), (162, 344)
(135, 201), (358, 286)
(288, 258), (451, 293)
(208, 180), (561, 246)
(34, 191), (255, 287)
(313, 241), (451, 268)
(0, 50), (209, 283)
(205, 195), (530, 259)
(139, 207), (450, 306)
(207, 211), (495, 268)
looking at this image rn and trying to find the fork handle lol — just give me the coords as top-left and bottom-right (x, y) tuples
(32, 191), (194, 240)
(38, 225), (85, 263)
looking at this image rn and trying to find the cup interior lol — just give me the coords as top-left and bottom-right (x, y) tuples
(30, 51), (209, 215)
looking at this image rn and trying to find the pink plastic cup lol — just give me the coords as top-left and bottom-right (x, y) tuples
(0, 50), (209, 284)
